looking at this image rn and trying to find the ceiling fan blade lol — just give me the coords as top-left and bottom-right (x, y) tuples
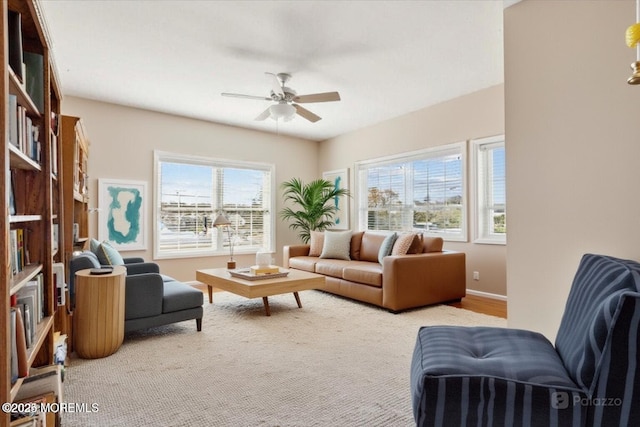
(221, 92), (271, 101)
(293, 104), (322, 123)
(265, 72), (285, 98)
(255, 107), (271, 121)
(293, 91), (341, 103)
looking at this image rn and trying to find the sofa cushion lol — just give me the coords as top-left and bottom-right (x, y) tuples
(288, 256), (318, 273)
(343, 262), (383, 287)
(411, 326), (584, 426)
(414, 325), (579, 387)
(162, 280), (204, 314)
(391, 233), (417, 256)
(422, 236), (444, 253)
(359, 232), (388, 263)
(309, 231), (324, 257)
(315, 259), (351, 279)
(320, 230), (352, 260)
(96, 242), (125, 266)
(378, 232), (397, 264)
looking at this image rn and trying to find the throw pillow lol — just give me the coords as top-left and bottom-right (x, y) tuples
(378, 232), (398, 264)
(319, 230), (352, 260)
(96, 242), (125, 266)
(391, 233), (416, 256)
(309, 231), (325, 257)
(407, 233), (424, 254)
(89, 238), (101, 254)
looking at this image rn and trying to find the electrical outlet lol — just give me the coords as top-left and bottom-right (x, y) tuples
(473, 271), (480, 281)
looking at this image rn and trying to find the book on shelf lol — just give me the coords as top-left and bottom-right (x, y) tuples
(53, 332), (67, 367)
(52, 224), (59, 254)
(10, 228), (26, 275)
(23, 52), (44, 113)
(16, 273), (45, 334)
(10, 309), (18, 384)
(52, 263), (65, 307)
(12, 367), (63, 426)
(13, 307), (28, 379)
(10, 416), (38, 426)
(13, 391), (57, 427)
(50, 133), (58, 176)
(9, 101), (42, 162)
(15, 365), (64, 403)
(9, 172), (16, 215)
(9, 94), (18, 147)
(16, 294), (35, 348)
(7, 10), (23, 82)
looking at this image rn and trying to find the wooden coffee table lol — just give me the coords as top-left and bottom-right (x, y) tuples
(196, 268), (325, 316)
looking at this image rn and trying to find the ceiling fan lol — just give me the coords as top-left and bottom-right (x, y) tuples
(221, 72), (341, 123)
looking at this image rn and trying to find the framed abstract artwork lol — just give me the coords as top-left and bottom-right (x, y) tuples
(98, 178), (147, 251)
(322, 168), (349, 230)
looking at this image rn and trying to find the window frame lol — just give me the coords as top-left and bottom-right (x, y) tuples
(354, 141), (468, 242)
(472, 135), (506, 245)
(153, 150), (276, 260)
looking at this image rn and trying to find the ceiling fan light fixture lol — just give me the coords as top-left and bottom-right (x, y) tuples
(269, 103), (296, 121)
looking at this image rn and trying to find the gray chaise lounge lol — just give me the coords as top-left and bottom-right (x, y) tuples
(70, 252), (203, 333)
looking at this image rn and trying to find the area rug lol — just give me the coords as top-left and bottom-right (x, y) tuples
(61, 290), (506, 427)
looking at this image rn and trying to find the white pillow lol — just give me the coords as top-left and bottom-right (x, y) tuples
(319, 230), (352, 260)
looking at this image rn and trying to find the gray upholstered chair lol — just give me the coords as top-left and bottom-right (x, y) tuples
(410, 253), (640, 426)
(69, 251), (203, 333)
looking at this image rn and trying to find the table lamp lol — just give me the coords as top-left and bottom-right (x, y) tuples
(213, 213), (235, 269)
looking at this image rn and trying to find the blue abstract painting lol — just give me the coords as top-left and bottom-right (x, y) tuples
(322, 169), (349, 230)
(99, 179), (147, 250)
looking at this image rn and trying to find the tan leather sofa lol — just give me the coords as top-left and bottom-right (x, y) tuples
(283, 231), (466, 312)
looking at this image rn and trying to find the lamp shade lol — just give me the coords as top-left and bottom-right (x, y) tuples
(269, 103), (296, 121)
(213, 213), (231, 227)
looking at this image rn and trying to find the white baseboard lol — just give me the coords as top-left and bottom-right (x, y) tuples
(466, 289), (507, 301)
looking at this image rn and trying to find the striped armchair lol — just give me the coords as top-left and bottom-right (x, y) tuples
(410, 253), (640, 426)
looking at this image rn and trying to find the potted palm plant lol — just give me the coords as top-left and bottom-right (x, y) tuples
(280, 177), (350, 243)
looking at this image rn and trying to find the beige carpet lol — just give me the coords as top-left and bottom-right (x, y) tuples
(61, 290), (506, 427)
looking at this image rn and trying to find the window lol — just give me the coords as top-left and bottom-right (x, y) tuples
(355, 142), (467, 241)
(153, 151), (275, 259)
(473, 135), (506, 244)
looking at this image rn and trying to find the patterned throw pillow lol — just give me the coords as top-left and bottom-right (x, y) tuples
(96, 242), (125, 266)
(319, 230), (352, 260)
(378, 232), (398, 264)
(309, 231), (325, 257)
(391, 233), (417, 256)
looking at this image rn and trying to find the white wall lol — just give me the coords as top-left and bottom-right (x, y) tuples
(319, 84), (506, 296)
(62, 85), (506, 297)
(61, 96), (319, 282)
(505, 0), (640, 339)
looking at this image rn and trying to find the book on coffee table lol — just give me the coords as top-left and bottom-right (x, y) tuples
(228, 268), (289, 281)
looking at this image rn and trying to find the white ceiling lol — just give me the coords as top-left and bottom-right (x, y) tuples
(39, 0), (510, 142)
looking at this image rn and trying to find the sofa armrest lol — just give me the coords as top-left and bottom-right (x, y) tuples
(123, 257), (145, 264)
(125, 273), (164, 319)
(382, 251), (466, 311)
(283, 245), (311, 267)
(124, 262), (161, 276)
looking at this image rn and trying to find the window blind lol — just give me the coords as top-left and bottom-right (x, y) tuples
(154, 151), (274, 259)
(355, 142), (467, 241)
